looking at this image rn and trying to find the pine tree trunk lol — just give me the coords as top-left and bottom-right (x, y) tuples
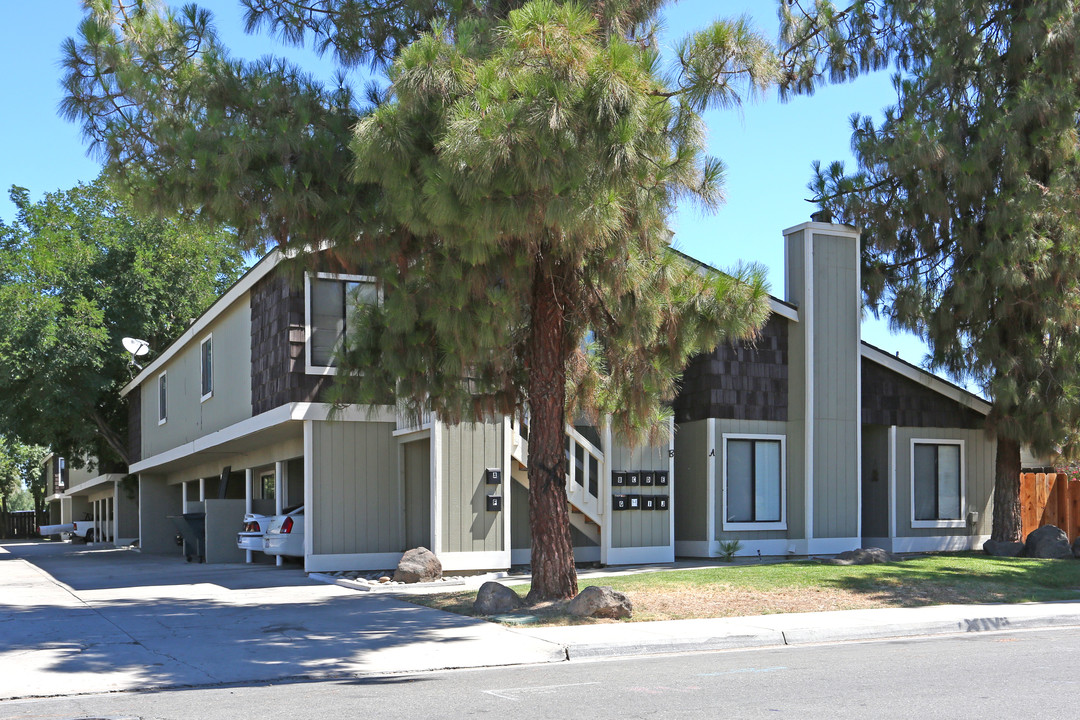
(991, 435), (1022, 542)
(525, 261), (578, 603)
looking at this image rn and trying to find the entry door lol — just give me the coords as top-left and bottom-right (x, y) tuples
(403, 439), (432, 549)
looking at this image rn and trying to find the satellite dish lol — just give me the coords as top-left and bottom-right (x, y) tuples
(122, 337), (150, 357)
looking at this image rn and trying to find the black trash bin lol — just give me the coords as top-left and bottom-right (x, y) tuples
(168, 512), (206, 562)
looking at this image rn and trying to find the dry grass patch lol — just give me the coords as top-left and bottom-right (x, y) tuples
(403, 554), (1080, 625)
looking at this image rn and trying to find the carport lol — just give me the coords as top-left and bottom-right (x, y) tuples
(64, 472), (136, 545)
(129, 413), (305, 564)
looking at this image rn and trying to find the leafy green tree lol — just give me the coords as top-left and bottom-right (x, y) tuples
(804, 0), (1080, 542)
(62, 0), (797, 599)
(0, 178), (246, 467)
(0, 437), (47, 530)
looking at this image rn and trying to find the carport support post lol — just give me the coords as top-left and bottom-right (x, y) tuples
(112, 481), (119, 544)
(245, 468), (254, 563)
(92, 499), (98, 545)
(275, 460), (285, 567)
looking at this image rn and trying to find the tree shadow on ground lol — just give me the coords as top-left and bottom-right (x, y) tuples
(814, 553), (1080, 607)
(0, 541), (555, 699)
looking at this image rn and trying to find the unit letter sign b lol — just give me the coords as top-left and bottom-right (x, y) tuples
(485, 468), (502, 485)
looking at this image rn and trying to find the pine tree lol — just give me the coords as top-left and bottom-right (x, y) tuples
(342, 1), (778, 599)
(805, 0), (1080, 542)
(63, 0), (788, 599)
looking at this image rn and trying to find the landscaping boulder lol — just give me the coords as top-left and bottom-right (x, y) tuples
(567, 585), (632, 619)
(822, 547), (901, 566)
(983, 539), (1024, 557)
(1073, 537), (1080, 559)
(473, 581), (523, 615)
(392, 547), (442, 583)
(1023, 525), (1072, 559)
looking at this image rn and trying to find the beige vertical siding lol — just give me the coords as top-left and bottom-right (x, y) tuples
(894, 426), (995, 538)
(403, 438), (432, 549)
(310, 420), (400, 555)
(440, 422), (504, 553)
(673, 420), (708, 542)
(140, 297), (253, 459)
(783, 230), (808, 542)
(811, 233), (860, 539)
(861, 425), (891, 537)
(608, 435), (670, 549)
(511, 478), (531, 550)
(713, 419), (796, 541)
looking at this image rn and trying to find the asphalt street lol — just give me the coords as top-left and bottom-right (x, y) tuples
(3, 627), (1076, 720)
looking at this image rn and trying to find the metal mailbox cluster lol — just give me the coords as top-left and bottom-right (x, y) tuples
(486, 468), (503, 511)
(611, 470), (669, 512)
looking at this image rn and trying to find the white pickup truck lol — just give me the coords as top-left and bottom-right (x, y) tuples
(39, 514), (100, 542)
(70, 516), (101, 542)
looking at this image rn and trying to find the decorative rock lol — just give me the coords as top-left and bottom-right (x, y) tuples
(1024, 525), (1073, 559)
(822, 547), (901, 565)
(983, 539), (1024, 557)
(567, 585), (633, 620)
(473, 581), (524, 615)
(378, 576), (391, 583)
(1073, 537), (1080, 559)
(393, 547), (443, 583)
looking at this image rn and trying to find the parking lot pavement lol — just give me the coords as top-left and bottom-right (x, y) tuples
(0, 541), (565, 700)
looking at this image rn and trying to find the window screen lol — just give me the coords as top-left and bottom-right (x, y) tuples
(727, 438), (782, 523)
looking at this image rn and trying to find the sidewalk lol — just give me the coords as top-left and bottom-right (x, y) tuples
(4, 540), (1080, 701)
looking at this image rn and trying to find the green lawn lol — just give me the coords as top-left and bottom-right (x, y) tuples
(405, 554), (1080, 624)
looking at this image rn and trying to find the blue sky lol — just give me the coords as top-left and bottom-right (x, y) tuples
(0, 1), (931, 369)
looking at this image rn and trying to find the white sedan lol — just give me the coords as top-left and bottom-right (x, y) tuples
(236, 513), (273, 552)
(262, 506), (305, 558)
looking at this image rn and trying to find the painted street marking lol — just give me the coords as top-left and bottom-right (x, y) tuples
(483, 682), (600, 701)
(697, 666), (787, 677)
(963, 617), (1010, 632)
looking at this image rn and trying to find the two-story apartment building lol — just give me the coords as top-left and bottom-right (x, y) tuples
(121, 247), (673, 571)
(117, 219), (996, 571)
(673, 222), (995, 558)
(41, 453), (136, 544)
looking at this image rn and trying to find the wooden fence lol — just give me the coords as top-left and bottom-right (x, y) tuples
(0, 510), (43, 539)
(1020, 473), (1080, 541)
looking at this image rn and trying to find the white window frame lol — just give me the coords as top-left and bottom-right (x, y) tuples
(304, 271), (380, 376)
(910, 438), (966, 529)
(721, 433), (787, 531)
(157, 371), (168, 425)
(200, 333), (214, 402)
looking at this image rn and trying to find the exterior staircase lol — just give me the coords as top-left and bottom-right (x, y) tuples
(510, 418), (605, 546)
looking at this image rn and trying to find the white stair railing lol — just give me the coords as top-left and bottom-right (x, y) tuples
(565, 425), (604, 525)
(510, 418), (605, 528)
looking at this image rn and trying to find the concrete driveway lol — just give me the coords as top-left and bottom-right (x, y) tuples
(0, 541), (564, 700)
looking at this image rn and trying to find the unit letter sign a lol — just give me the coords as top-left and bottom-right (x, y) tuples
(485, 468), (502, 485)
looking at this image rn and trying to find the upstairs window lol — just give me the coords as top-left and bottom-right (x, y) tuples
(912, 440), (964, 527)
(200, 335), (213, 401)
(158, 371), (168, 424)
(306, 273), (379, 374)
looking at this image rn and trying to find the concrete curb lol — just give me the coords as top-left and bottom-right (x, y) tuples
(308, 570), (509, 594)
(514, 602), (1080, 660)
(309, 571), (467, 592)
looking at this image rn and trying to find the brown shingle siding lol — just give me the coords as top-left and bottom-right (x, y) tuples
(861, 357), (984, 428)
(673, 315), (789, 423)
